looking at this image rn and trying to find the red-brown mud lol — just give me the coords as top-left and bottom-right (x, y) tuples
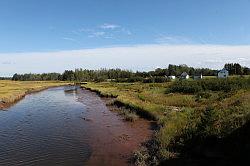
(79, 89), (154, 166)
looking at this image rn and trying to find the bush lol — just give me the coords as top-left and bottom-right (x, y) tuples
(143, 77), (169, 83)
(168, 80), (202, 93)
(195, 91), (212, 99)
(115, 77), (144, 83)
(127, 77), (144, 82)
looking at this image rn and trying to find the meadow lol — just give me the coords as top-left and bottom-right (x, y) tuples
(82, 77), (250, 165)
(0, 80), (70, 108)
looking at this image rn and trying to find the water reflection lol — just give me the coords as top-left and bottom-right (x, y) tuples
(0, 86), (92, 166)
(0, 86), (152, 166)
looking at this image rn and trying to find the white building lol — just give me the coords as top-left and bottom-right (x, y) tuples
(180, 72), (189, 79)
(168, 75), (176, 80)
(218, 69), (229, 78)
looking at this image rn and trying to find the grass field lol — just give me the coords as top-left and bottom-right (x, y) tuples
(82, 79), (250, 164)
(0, 80), (70, 107)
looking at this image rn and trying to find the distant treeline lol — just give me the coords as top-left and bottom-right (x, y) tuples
(0, 77), (11, 80)
(224, 63), (250, 75)
(12, 73), (62, 81)
(11, 63), (250, 82)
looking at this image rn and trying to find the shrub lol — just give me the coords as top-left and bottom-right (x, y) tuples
(143, 77), (169, 83)
(195, 91), (212, 99)
(167, 80), (202, 93)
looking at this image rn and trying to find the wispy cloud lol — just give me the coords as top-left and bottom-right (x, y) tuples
(78, 28), (94, 33)
(62, 37), (77, 42)
(155, 35), (194, 44)
(70, 23), (131, 39)
(88, 31), (106, 38)
(121, 28), (132, 35)
(100, 23), (120, 30)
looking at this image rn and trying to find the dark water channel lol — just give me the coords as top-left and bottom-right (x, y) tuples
(0, 86), (152, 166)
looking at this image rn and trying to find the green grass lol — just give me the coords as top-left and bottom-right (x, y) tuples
(0, 80), (70, 105)
(82, 80), (250, 164)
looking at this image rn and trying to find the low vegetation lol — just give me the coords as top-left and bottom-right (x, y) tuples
(4, 63), (250, 165)
(82, 77), (250, 165)
(168, 77), (250, 93)
(0, 80), (70, 108)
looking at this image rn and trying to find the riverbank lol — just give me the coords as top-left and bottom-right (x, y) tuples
(77, 89), (154, 165)
(0, 80), (71, 109)
(80, 86), (157, 165)
(82, 80), (250, 165)
(81, 83), (162, 165)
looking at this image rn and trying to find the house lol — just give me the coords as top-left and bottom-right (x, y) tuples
(180, 72), (189, 79)
(218, 69), (229, 78)
(193, 74), (203, 80)
(168, 75), (176, 80)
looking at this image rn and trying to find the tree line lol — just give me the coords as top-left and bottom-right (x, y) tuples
(10, 63), (250, 82)
(0, 77), (11, 80)
(11, 69), (134, 82)
(224, 63), (250, 75)
(12, 73), (62, 81)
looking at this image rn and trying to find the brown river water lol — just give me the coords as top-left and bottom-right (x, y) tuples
(0, 86), (153, 166)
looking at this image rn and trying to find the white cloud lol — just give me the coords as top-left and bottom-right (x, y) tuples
(78, 28), (93, 33)
(0, 44), (250, 76)
(121, 28), (132, 35)
(155, 35), (194, 44)
(70, 24), (131, 40)
(88, 31), (106, 38)
(62, 37), (77, 42)
(100, 23), (120, 30)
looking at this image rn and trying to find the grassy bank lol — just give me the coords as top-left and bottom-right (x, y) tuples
(0, 80), (70, 108)
(82, 78), (250, 165)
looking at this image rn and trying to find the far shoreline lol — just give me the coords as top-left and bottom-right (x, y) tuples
(0, 81), (72, 110)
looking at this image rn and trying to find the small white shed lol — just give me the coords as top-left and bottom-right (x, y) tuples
(168, 75), (176, 80)
(218, 69), (229, 78)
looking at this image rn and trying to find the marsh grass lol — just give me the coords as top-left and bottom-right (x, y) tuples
(119, 108), (139, 122)
(109, 104), (139, 122)
(82, 80), (250, 164)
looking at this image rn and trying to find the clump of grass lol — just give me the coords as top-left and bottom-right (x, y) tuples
(133, 146), (159, 166)
(132, 138), (161, 166)
(122, 110), (139, 122)
(138, 94), (146, 101)
(109, 106), (139, 122)
(133, 147), (150, 166)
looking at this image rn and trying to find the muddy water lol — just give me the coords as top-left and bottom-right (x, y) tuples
(0, 86), (153, 166)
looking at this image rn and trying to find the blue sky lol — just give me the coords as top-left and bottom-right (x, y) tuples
(0, 0), (250, 76)
(1, 0), (250, 52)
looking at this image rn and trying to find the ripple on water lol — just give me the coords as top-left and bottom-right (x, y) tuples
(0, 86), (153, 166)
(0, 87), (92, 166)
